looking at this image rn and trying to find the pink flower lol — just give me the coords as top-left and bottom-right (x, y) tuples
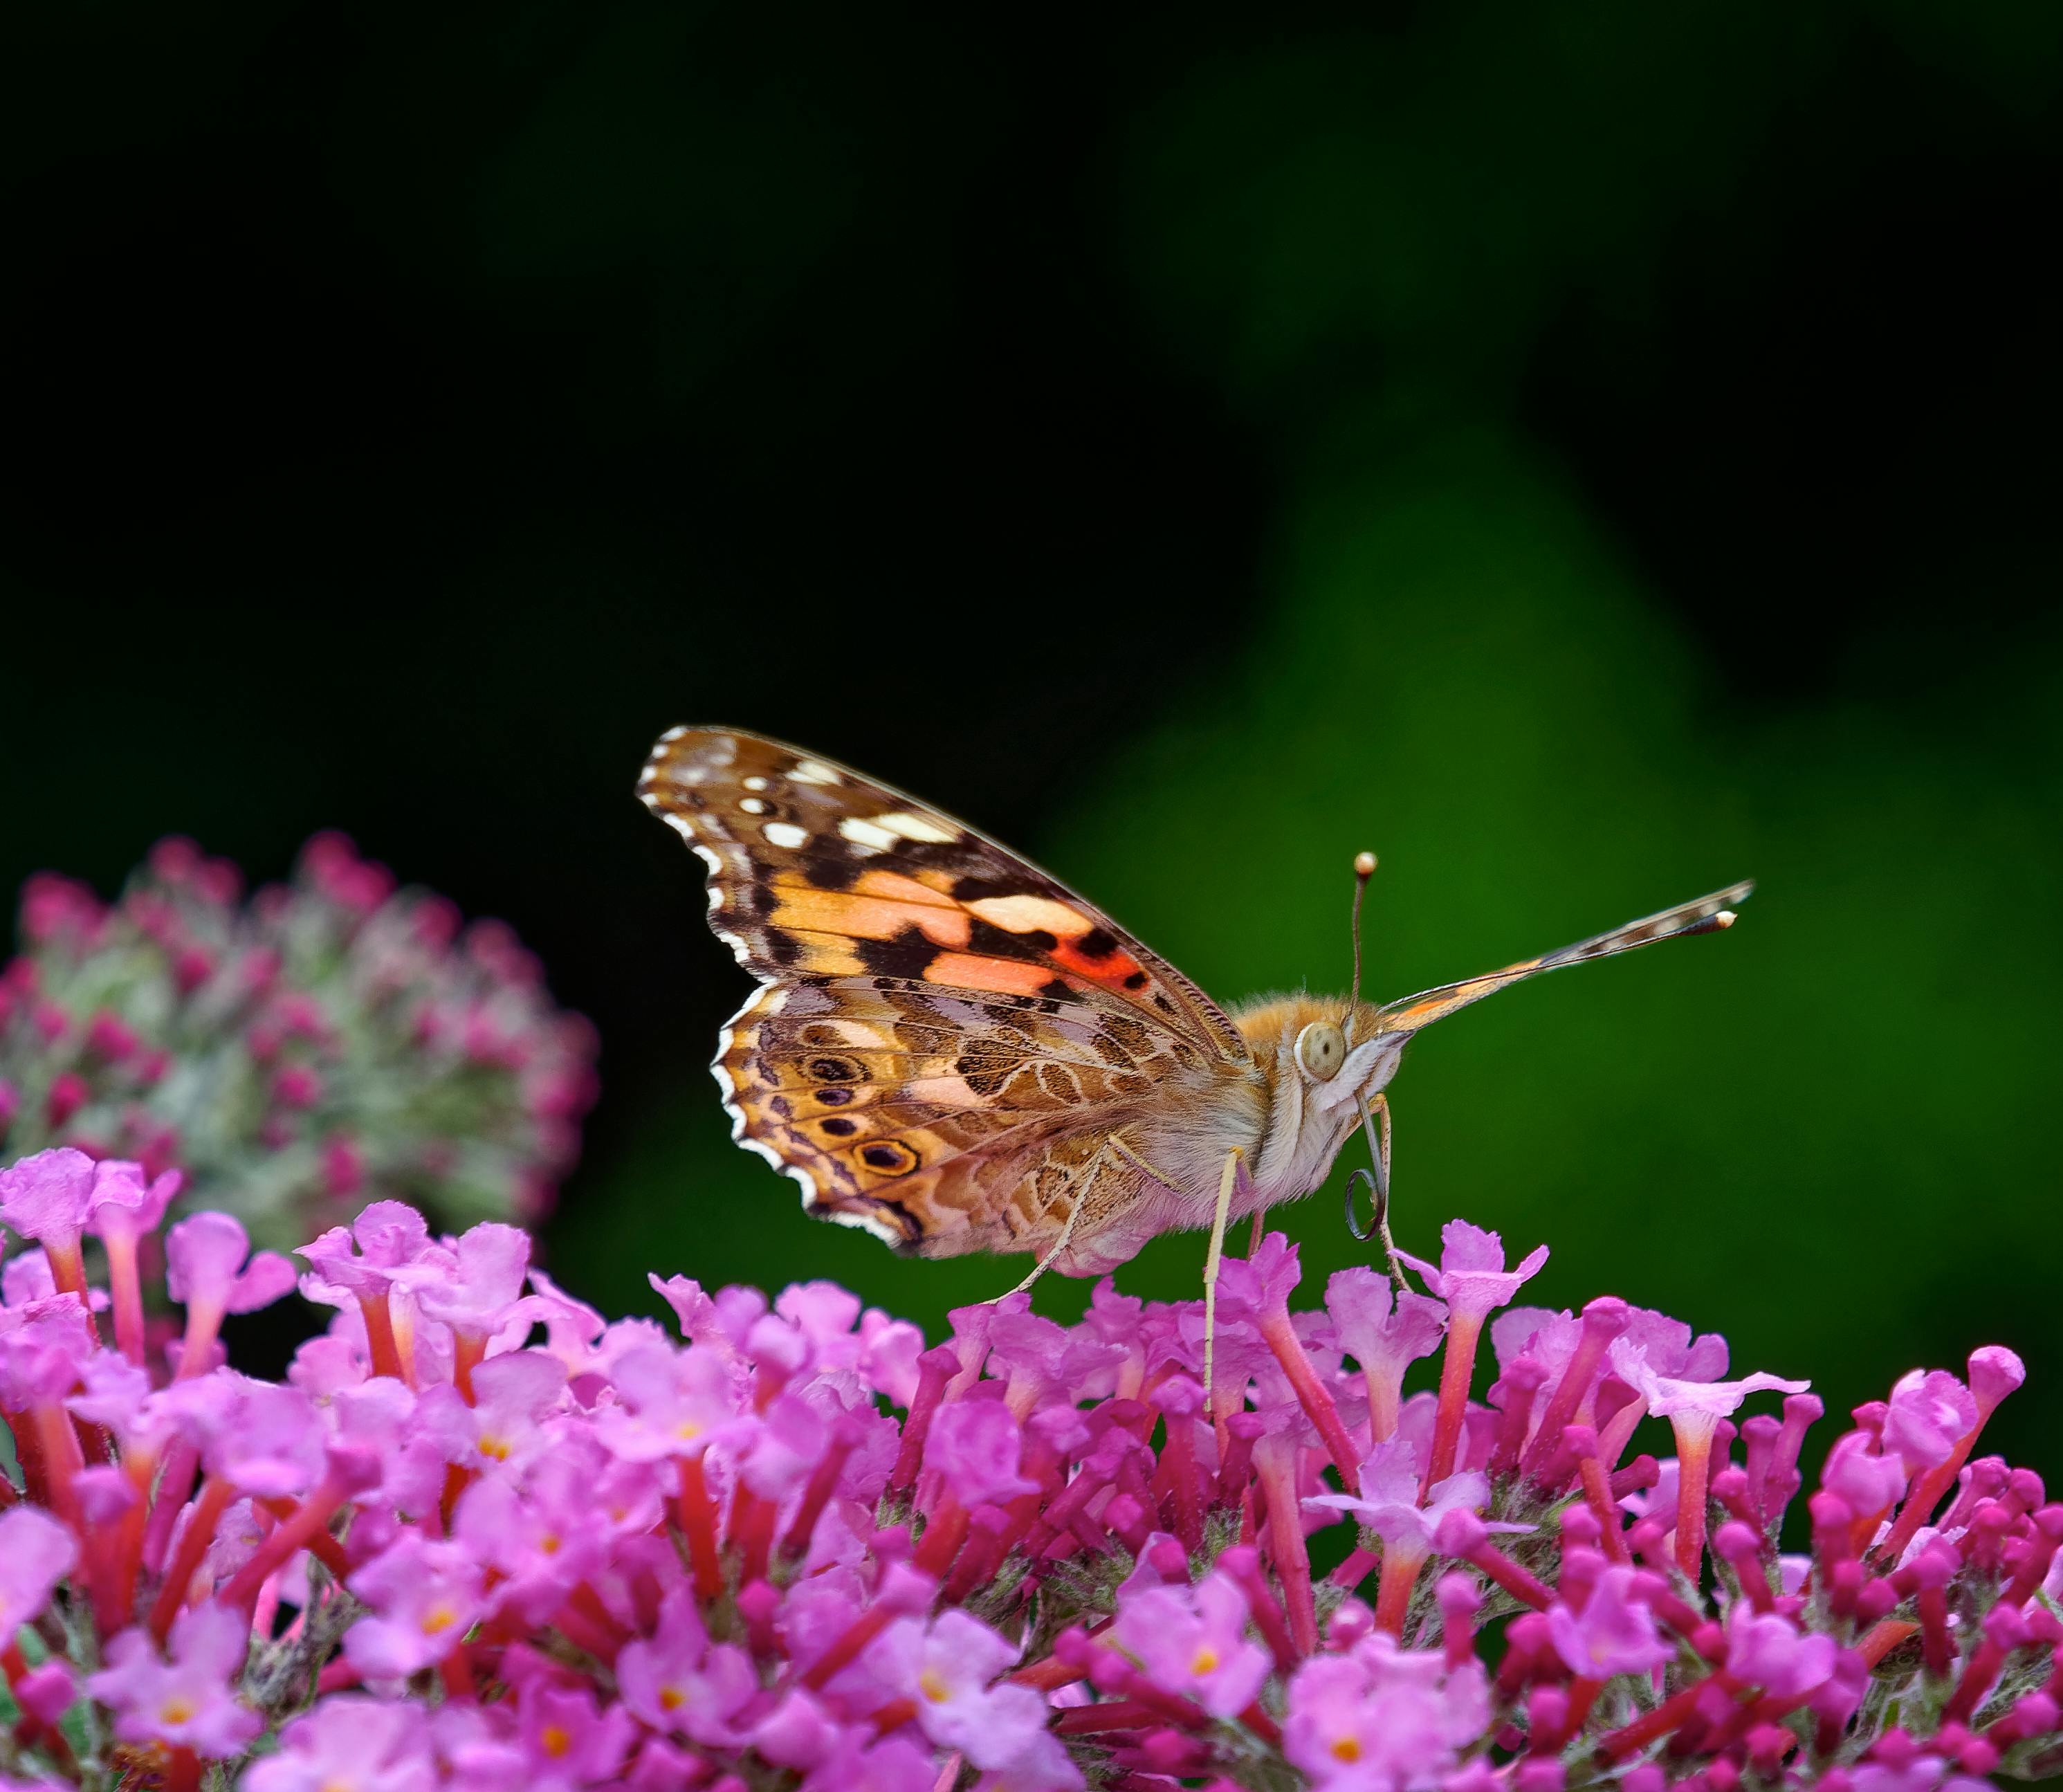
(166, 1212), (296, 1318)
(880, 1610), (1077, 1785)
(87, 1602), (262, 1757)
(0, 1506), (78, 1631)
(1395, 1220), (1549, 1321)
(1112, 1571), (1272, 1717)
(244, 1697), (437, 1792)
(1326, 1266), (1445, 1438)
(1306, 1437), (1519, 1555)
(1283, 1634), (1491, 1788)
(1611, 1349), (1810, 1425)
(298, 1201), (436, 1303)
(1882, 1369), (1980, 1473)
(1725, 1607), (1838, 1700)
(391, 1221), (536, 1339)
(345, 1537), (486, 1676)
(615, 1589), (758, 1746)
(0, 1146), (98, 1247)
(923, 1399), (1038, 1507)
(1545, 1565), (1674, 1679)
(515, 1676), (635, 1787)
(594, 1340), (744, 1461)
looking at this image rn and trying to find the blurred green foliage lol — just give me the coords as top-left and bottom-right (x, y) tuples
(7, 2), (2059, 1470)
(550, 1), (2063, 1473)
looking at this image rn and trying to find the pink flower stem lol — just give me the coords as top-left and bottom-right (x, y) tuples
(1423, 1310), (1484, 1494)
(174, 1296), (228, 1382)
(1220, 1545), (1299, 1672)
(779, 1427), (858, 1564)
(1854, 1618), (1918, 1668)
(356, 1290), (411, 1384)
(732, 1485), (778, 1586)
(143, 1440), (201, 1574)
(149, 1474), (236, 1643)
(1373, 1541), (1427, 1637)
(452, 1331), (487, 1405)
(1, 1407), (46, 1508)
(1577, 1453), (1629, 1563)
(1519, 1300), (1626, 1483)
(1877, 1413), (2004, 1565)
(102, 1231), (148, 1366)
(1257, 1311), (1361, 1494)
(1598, 1672), (1734, 1761)
(802, 1606), (898, 1691)
(1254, 1440), (1317, 1654)
(913, 1496), (971, 1579)
(30, 1403), (86, 1538)
(220, 1478), (352, 1616)
(1158, 1413), (1204, 1550)
(1328, 1545), (1379, 1593)
(1671, 1411), (1718, 1581)
(44, 1234), (98, 1337)
(1459, 1537), (1552, 1611)
(675, 1456), (724, 1599)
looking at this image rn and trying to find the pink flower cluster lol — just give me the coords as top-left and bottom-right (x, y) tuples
(1, 1149), (2057, 1791)
(0, 836), (597, 1244)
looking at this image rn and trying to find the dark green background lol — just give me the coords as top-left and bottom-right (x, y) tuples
(6, 4), (2058, 1476)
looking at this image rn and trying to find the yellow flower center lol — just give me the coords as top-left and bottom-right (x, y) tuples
(421, 1604), (458, 1635)
(478, 1433), (511, 1461)
(540, 1533), (562, 1555)
(1190, 1647), (1219, 1676)
(919, 1667), (953, 1703)
(158, 1697), (196, 1726)
(676, 1420), (704, 1441)
(1332, 1736), (1363, 1763)
(659, 1685), (686, 1711)
(541, 1724), (571, 1758)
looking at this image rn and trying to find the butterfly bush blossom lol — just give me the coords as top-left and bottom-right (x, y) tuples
(0, 1151), (2055, 1791)
(0, 836), (598, 1246)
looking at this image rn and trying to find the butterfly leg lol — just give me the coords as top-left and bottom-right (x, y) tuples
(1202, 1146), (1256, 1406)
(1357, 1092), (1404, 1290)
(991, 1149), (1100, 1302)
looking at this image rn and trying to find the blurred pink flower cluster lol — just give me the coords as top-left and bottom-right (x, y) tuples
(1, 1146), (2057, 1791)
(0, 836), (597, 1245)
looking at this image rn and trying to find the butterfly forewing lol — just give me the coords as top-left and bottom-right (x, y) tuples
(638, 727), (1247, 1256)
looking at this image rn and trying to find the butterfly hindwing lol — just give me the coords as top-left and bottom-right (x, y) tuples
(637, 727), (1245, 1255)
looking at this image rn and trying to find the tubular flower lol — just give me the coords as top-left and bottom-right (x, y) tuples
(0, 836), (597, 1245)
(0, 1145), (2056, 1789)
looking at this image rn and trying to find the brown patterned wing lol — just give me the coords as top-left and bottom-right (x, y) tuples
(637, 727), (1245, 1256)
(1372, 881), (1754, 1034)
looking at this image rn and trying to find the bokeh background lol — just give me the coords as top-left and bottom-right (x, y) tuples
(6, 4), (2060, 1476)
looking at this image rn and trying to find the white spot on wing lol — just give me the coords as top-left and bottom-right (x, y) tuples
(878, 811), (957, 844)
(659, 724), (688, 743)
(739, 797), (768, 814)
(763, 822), (808, 850)
(664, 814), (697, 840)
(791, 759), (841, 786)
(838, 816), (899, 852)
(744, 776), (769, 791)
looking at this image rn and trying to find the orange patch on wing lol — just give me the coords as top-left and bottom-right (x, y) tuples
(776, 932), (867, 976)
(1048, 936), (1146, 989)
(852, 869), (960, 908)
(919, 952), (1059, 997)
(770, 888), (971, 949)
(965, 894), (1096, 939)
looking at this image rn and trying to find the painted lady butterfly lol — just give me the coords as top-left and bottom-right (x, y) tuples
(639, 728), (1751, 1299)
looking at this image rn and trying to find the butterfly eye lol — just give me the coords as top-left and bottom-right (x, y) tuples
(1294, 1021), (1346, 1082)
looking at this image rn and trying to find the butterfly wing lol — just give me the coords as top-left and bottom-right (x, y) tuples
(1371, 881), (1754, 1035)
(639, 727), (1246, 1257)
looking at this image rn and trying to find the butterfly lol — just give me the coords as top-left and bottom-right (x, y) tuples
(639, 726), (1752, 1305)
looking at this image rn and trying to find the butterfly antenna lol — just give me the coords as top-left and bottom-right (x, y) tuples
(1344, 850), (1377, 1036)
